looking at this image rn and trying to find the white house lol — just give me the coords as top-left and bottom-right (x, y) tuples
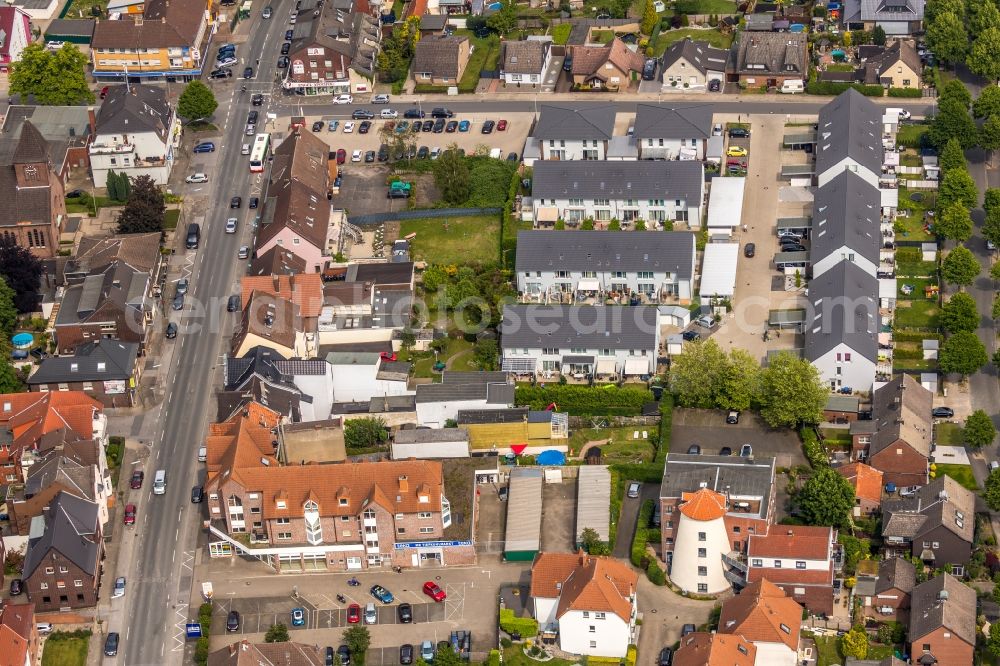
(531, 160), (704, 228)
(514, 230), (697, 304)
(414, 372), (514, 428)
(530, 552), (638, 658)
(0, 6), (31, 71)
(814, 88), (883, 188)
(89, 84), (178, 187)
(499, 38), (552, 86)
(658, 38), (728, 92)
(531, 104), (616, 161)
(633, 103), (712, 160)
(6, 0), (59, 20)
(326, 352), (412, 403)
(500, 305), (660, 379)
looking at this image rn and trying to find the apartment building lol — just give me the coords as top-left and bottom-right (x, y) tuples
(89, 84), (178, 186)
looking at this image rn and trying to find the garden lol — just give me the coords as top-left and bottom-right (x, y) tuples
(41, 630), (91, 666)
(567, 426), (656, 463)
(399, 215), (500, 266)
(891, 245), (941, 371)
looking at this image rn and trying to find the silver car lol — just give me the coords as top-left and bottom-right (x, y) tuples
(112, 577), (126, 599)
(225, 218), (238, 233)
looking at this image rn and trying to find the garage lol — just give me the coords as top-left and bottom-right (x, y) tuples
(699, 243), (739, 300)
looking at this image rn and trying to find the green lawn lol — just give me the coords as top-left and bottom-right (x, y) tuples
(827, 63), (856, 72)
(65, 195), (119, 216)
(455, 31), (501, 92)
(897, 277), (936, 299)
(399, 215), (499, 265)
(896, 123), (929, 149)
(551, 23), (572, 45)
(813, 636), (895, 666)
(400, 337), (476, 379)
(62, 0), (109, 19)
(568, 426), (656, 462)
(501, 647), (578, 666)
(936, 422), (964, 445)
(679, 0), (740, 12)
(934, 463), (979, 491)
(893, 299), (940, 329)
(592, 29), (616, 44)
(652, 27), (732, 55)
(164, 209), (180, 230)
(41, 632), (90, 666)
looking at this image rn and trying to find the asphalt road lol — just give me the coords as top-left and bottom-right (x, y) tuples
(112, 9), (290, 666)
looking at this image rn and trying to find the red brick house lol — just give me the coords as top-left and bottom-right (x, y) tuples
(836, 461), (884, 517)
(22, 491), (104, 612)
(855, 374), (931, 488)
(856, 557), (915, 621)
(909, 574), (976, 666)
(0, 601), (40, 666)
(0, 121), (65, 260)
(745, 526), (838, 616)
(881, 475), (974, 569)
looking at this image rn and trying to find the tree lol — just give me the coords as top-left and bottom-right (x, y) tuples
(872, 24), (886, 45)
(668, 339), (730, 408)
(939, 138), (967, 176)
(841, 626), (870, 660)
(717, 348), (760, 412)
(0, 361), (21, 395)
(941, 245), (980, 287)
(473, 339), (499, 370)
(432, 646), (462, 666)
(935, 201), (973, 241)
(106, 169), (120, 202)
(941, 78), (973, 110)
(344, 417), (388, 450)
(797, 468), (856, 528)
(0, 277), (17, 340)
(264, 623), (289, 642)
(990, 615), (1000, 657)
(930, 99), (979, 149)
(926, 11), (969, 65)
(981, 115), (1000, 155)
(758, 353), (827, 428)
(964, 409), (997, 448)
(580, 527), (609, 555)
(925, 0), (966, 25)
(976, 85), (1000, 118)
(967, 27), (1000, 80)
(177, 80), (218, 121)
(941, 292), (980, 332)
(433, 146), (470, 204)
(939, 330), (989, 375)
(986, 209), (1000, 250)
(116, 175), (165, 235)
(0, 237), (43, 313)
(344, 626), (371, 664)
(842, 30), (852, 47)
(486, 0), (517, 35)
(986, 469), (1000, 510)
(970, 0), (1000, 35)
(640, 0), (658, 35)
(994, 294), (1000, 319)
(938, 168), (979, 209)
(9, 43), (93, 105)
(987, 188), (1000, 213)
(378, 122), (417, 164)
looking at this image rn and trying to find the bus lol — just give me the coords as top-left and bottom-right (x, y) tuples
(249, 133), (270, 173)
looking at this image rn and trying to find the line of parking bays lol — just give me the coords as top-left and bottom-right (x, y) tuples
(213, 596), (445, 635)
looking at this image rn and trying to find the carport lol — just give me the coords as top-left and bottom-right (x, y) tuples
(768, 309), (806, 330)
(774, 250), (809, 269)
(699, 243), (739, 300)
(504, 469), (543, 561)
(779, 164), (815, 179)
(707, 177), (745, 238)
(783, 131), (816, 151)
(777, 217), (812, 238)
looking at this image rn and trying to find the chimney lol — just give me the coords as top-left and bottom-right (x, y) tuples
(398, 475), (408, 492)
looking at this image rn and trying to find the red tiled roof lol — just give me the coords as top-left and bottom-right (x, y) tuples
(531, 552), (638, 624)
(679, 488), (727, 521)
(746, 564), (834, 586)
(0, 392), (103, 466)
(674, 632), (756, 666)
(747, 526), (834, 560)
(241, 274), (325, 318)
(718, 579), (802, 651)
(837, 462), (883, 503)
(0, 601), (35, 666)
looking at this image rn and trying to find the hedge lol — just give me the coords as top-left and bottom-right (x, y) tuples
(515, 384), (654, 416)
(626, 645), (638, 666)
(499, 608), (539, 638)
(646, 560), (666, 585)
(486, 650), (501, 666)
(655, 394), (674, 463)
(800, 427), (827, 468)
(889, 87), (923, 98)
(805, 80), (884, 96)
(631, 500), (655, 567)
(893, 331), (943, 343)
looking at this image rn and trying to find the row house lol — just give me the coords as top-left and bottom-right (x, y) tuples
(530, 160), (704, 228)
(745, 526), (838, 616)
(881, 475), (975, 570)
(414, 371), (514, 428)
(836, 461), (884, 516)
(0, 121), (65, 260)
(90, 0), (213, 82)
(89, 84), (178, 187)
(0, 601), (40, 666)
(855, 556), (916, 621)
(909, 574), (976, 666)
(317, 262), (414, 348)
(659, 454), (777, 595)
(632, 104), (712, 161)
(283, 0), (380, 96)
(499, 304), (659, 380)
(514, 230), (696, 305)
(853, 373), (932, 487)
(27, 340), (142, 408)
(232, 291), (310, 359)
(204, 408), (472, 570)
(531, 104), (616, 161)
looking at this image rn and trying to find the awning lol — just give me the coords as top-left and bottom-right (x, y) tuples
(624, 357), (649, 375)
(596, 358), (617, 375)
(511, 444), (528, 455)
(563, 355), (594, 365)
(577, 278), (600, 292)
(536, 206), (559, 222)
(502, 357), (536, 373)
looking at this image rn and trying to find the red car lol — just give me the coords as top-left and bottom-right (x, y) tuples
(347, 603), (361, 624)
(497, 119), (508, 131)
(100, 85), (110, 99)
(336, 148), (347, 165)
(380, 352), (397, 362)
(130, 470), (144, 489)
(423, 581), (446, 602)
(124, 504), (136, 526)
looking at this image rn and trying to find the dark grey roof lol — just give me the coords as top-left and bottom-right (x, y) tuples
(844, 0), (925, 23)
(23, 491), (101, 578)
(632, 104), (712, 140)
(501, 39), (549, 75)
(372, 286), (412, 329)
(500, 304), (658, 351)
(415, 380), (515, 405)
(882, 476), (975, 544)
(815, 89), (883, 180)
(224, 346), (289, 390)
(346, 262), (413, 286)
(457, 407), (530, 424)
(514, 230), (695, 279)
(441, 371), (510, 384)
(95, 85), (172, 142)
(27, 340), (138, 384)
(0, 105), (92, 171)
(810, 170), (881, 268)
(869, 373), (933, 457)
(875, 557), (916, 595)
(394, 428), (469, 444)
(533, 104), (616, 141)
(803, 260), (879, 363)
(45, 19), (96, 38)
(909, 574), (976, 646)
(659, 38), (729, 74)
(412, 34), (469, 78)
(531, 160), (702, 204)
(735, 31), (807, 75)
(659, 453), (776, 519)
(24, 454), (97, 501)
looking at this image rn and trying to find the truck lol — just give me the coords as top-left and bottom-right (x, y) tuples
(201, 582), (214, 601)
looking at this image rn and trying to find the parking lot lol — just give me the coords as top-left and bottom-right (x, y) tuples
(670, 407), (807, 469)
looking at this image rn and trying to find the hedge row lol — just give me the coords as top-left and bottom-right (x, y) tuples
(499, 608), (539, 638)
(631, 500), (655, 567)
(800, 427), (828, 468)
(655, 394), (674, 464)
(806, 80), (884, 96)
(889, 87), (923, 98)
(515, 384), (654, 416)
(893, 330), (942, 343)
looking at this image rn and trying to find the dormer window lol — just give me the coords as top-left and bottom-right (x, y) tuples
(276, 500), (287, 509)
(339, 498), (348, 506)
(304, 500), (322, 545)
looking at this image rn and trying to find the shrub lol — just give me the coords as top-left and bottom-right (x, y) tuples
(805, 80), (884, 96)
(889, 87), (923, 98)
(800, 427), (828, 468)
(631, 500), (655, 566)
(515, 384), (653, 416)
(486, 649), (502, 666)
(499, 608), (539, 638)
(646, 560), (666, 585)
(626, 645), (638, 666)
(195, 636), (210, 665)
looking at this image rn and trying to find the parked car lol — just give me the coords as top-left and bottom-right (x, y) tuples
(726, 410), (740, 424)
(417, 146), (429, 159)
(932, 407), (954, 418)
(359, 121), (371, 133)
(696, 315), (716, 329)
(262, 5), (272, 17)
(719, 446), (732, 456)
(112, 577), (127, 599)
(626, 482), (641, 498)
(420, 641), (435, 662)
(364, 603), (377, 624)
(423, 581), (446, 602)
(370, 585), (394, 603)
(104, 633), (119, 656)
(687, 445), (701, 455)
(431, 107), (454, 118)
(400, 644), (414, 665)
(9, 579), (22, 596)
(404, 108), (425, 118)
(225, 218), (238, 233)
(347, 604), (361, 624)
(681, 329), (700, 341)
(445, 120), (458, 132)
(227, 610), (240, 632)
(165, 322), (178, 339)
(130, 470), (144, 489)
(249, 197), (259, 209)
(709, 79), (721, 92)
(185, 172), (209, 183)
(333, 94), (354, 104)
(285, 29), (294, 40)
(291, 608), (305, 626)
(740, 444), (753, 457)
(658, 647), (673, 666)
(458, 120), (470, 132)
(228, 294), (241, 312)
(728, 127), (750, 138)
(727, 146), (748, 157)
(325, 646), (335, 666)
(744, 242), (755, 257)
(243, 66), (254, 79)
(172, 293), (185, 310)
(342, 122), (356, 134)
(191, 486), (204, 503)
(642, 58), (657, 80)
(124, 503), (136, 525)
(281, 42), (291, 55)
(497, 119), (508, 131)
(337, 645), (351, 665)
(351, 149), (361, 162)
(352, 109), (375, 120)
(498, 485), (509, 501)
(210, 68), (232, 79)
(193, 142), (215, 153)
(398, 603), (413, 623)
(372, 94), (390, 104)
(364, 150), (376, 162)
(681, 624), (696, 636)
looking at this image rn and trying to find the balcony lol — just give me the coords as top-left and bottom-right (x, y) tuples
(89, 142), (135, 155)
(722, 551), (748, 573)
(724, 566), (747, 587)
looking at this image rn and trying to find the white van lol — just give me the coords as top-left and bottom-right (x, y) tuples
(780, 79), (804, 94)
(198, 446), (207, 463)
(153, 470), (167, 495)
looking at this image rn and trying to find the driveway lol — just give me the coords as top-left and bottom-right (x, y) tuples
(671, 408), (807, 469)
(612, 482), (659, 558)
(540, 479), (577, 553)
(636, 574), (718, 659)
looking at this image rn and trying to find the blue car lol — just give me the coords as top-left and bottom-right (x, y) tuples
(291, 608), (305, 626)
(193, 142), (215, 153)
(458, 120), (470, 132)
(370, 584), (394, 604)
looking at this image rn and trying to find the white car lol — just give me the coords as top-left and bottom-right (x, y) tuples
(225, 218), (238, 233)
(216, 56), (237, 68)
(712, 123), (723, 136)
(379, 108), (398, 119)
(343, 121), (355, 133)
(185, 173), (209, 183)
(241, 143), (251, 155)
(244, 124), (255, 136)
(333, 94), (354, 105)
(430, 147), (441, 159)
(45, 41), (65, 50)
(112, 577), (126, 599)
(372, 94), (390, 104)
(351, 149), (362, 162)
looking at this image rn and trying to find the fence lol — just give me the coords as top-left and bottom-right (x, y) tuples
(897, 166), (923, 175)
(905, 179), (939, 190)
(347, 207), (501, 226)
(567, 415), (661, 429)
